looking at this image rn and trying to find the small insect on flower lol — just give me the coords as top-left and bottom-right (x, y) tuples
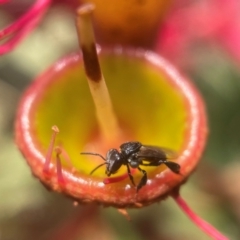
(81, 141), (181, 192)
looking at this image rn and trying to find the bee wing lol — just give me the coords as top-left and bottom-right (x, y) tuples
(138, 145), (178, 160)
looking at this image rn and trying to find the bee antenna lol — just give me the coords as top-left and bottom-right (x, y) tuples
(81, 152), (107, 175)
(80, 152), (106, 161)
(90, 163), (107, 175)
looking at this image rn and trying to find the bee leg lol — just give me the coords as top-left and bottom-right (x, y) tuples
(136, 167), (147, 192)
(126, 164), (136, 187)
(164, 161), (181, 174)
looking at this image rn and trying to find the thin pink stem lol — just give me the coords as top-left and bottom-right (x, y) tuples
(0, 13), (41, 55)
(172, 192), (229, 240)
(55, 147), (66, 188)
(103, 168), (137, 184)
(0, 0), (51, 39)
(103, 174), (128, 184)
(43, 126), (59, 176)
(58, 146), (76, 173)
(0, 0), (51, 54)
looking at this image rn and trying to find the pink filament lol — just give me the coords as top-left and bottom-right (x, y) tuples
(103, 169), (137, 184)
(56, 149), (66, 188)
(0, 0), (51, 54)
(58, 146), (76, 173)
(172, 193), (229, 240)
(43, 126), (59, 176)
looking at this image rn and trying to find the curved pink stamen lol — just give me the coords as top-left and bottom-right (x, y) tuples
(43, 126), (59, 176)
(172, 192), (229, 240)
(0, 0), (51, 54)
(55, 147), (66, 188)
(0, 14), (41, 54)
(103, 168), (137, 184)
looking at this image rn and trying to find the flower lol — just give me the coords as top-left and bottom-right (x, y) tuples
(157, 0), (240, 68)
(15, 47), (207, 206)
(10, 1), (232, 239)
(1, 0), (240, 61)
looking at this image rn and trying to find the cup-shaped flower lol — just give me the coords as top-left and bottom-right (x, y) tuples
(15, 47), (207, 208)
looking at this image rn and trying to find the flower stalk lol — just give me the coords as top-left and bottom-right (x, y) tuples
(171, 190), (229, 240)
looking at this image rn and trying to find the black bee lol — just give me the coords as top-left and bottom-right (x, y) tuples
(81, 141), (180, 192)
